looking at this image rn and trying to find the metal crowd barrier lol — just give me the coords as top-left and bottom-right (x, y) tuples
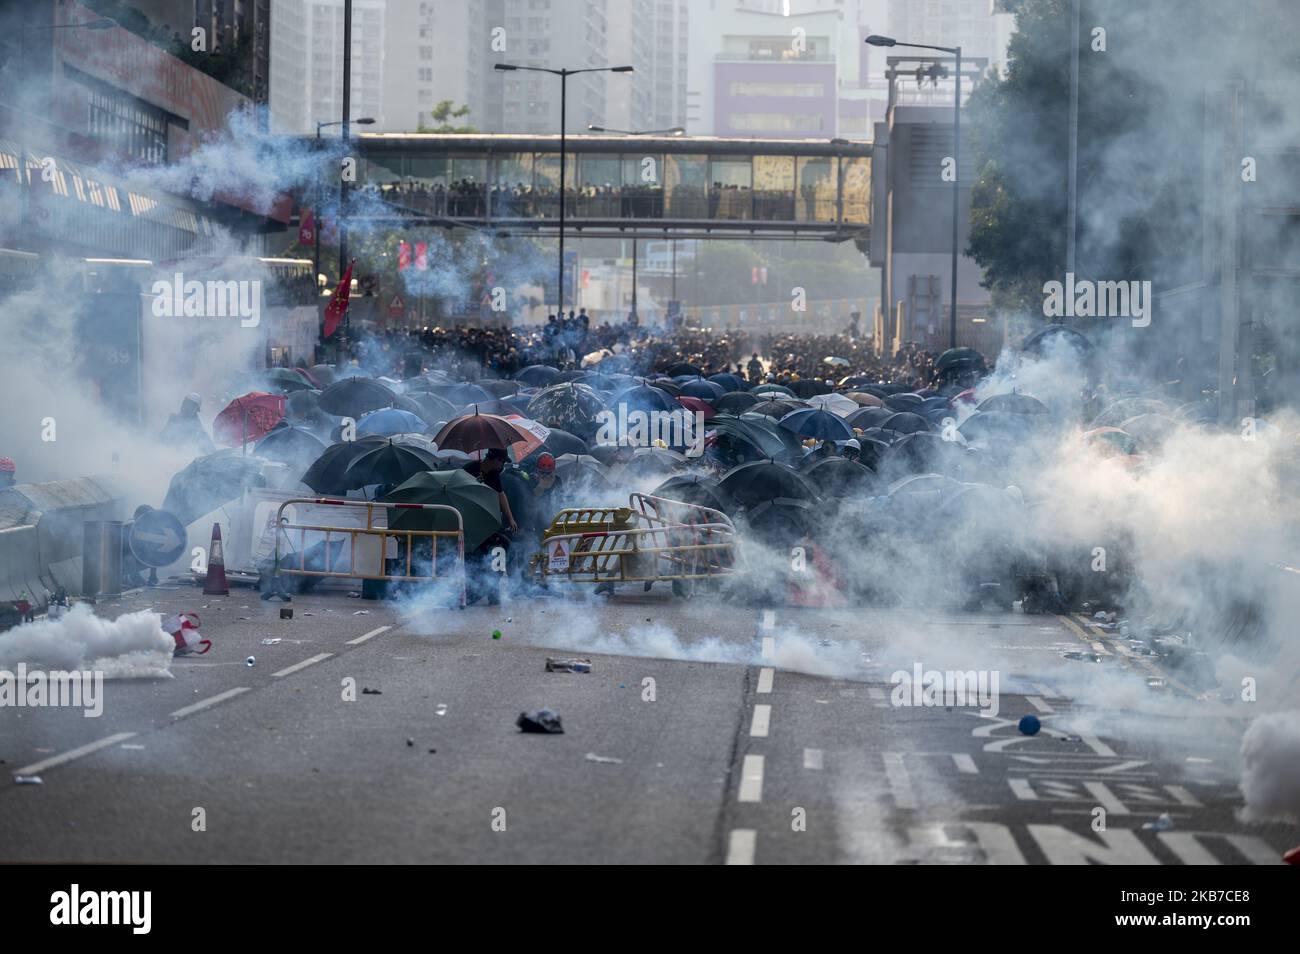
(272, 498), (466, 605)
(532, 494), (740, 592)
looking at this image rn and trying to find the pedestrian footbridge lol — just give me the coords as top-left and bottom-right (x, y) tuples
(348, 133), (871, 243)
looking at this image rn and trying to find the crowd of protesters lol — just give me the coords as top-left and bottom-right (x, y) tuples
(338, 311), (942, 390)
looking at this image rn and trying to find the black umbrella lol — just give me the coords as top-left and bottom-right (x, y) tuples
(406, 391), (459, 426)
(845, 406), (896, 430)
(307, 364), (337, 388)
(878, 431), (966, 480)
(747, 398), (806, 420)
(613, 383), (678, 415)
(650, 474), (734, 514)
(977, 392), (1049, 415)
(163, 450), (271, 526)
(804, 457), (880, 499)
(253, 424), (327, 465)
(791, 379), (833, 399)
(342, 440), (441, 490)
(880, 411), (931, 435)
(1021, 324), (1091, 357)
(516, 365), (564, 387)
(714, 391), (762, 415)
(884, 392), (925, 411)
(479, 379), (522, 397)
(539, 427), (589, 457)
(299, 436), (388, 494)
(718, 460), (820, 509)
(663, 361), (701, 376)
(318, 377), (401, 418)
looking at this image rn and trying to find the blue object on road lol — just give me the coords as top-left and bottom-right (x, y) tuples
(1018, 714), (1041, 735)
(128, 508), (188, 567)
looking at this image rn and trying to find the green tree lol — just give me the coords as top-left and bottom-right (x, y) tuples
(417, 101), (476, 134)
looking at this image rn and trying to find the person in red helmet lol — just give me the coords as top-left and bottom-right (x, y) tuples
(0, 457), (15, 489)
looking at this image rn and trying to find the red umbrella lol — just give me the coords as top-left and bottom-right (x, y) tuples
(214, 392), (286, 447)
(432, 412), (535, 455)
(676, 395), (717, 421)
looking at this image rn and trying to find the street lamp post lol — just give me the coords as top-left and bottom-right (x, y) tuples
(496, 63), (632, 315)
(314, 117), (375, 292)
(868, 35), (963, 351)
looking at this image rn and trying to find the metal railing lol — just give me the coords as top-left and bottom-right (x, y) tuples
(272, 498), (466, 604)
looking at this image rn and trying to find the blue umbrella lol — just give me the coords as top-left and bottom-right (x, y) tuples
(436, 382), (494, 407)
(709, 372), (747, 393)
(679, 378), (727, 401)
(778, 407), (854, 441)
(612, 383), (678, 415)
(356, 408), (427, 437)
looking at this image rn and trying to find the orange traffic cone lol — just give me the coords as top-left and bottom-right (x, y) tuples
(203, 523), (229, 595)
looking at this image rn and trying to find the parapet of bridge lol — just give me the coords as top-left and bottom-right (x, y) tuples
(344, 133), (872, 242)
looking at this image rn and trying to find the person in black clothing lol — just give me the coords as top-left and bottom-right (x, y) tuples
(462, 448), (518, 605)
(463, 447), (517, 532)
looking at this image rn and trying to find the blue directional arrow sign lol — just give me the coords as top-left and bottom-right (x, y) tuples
(128, 509), (187, 567)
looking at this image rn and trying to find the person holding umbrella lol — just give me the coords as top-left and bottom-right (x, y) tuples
(463, 448), (518, 534)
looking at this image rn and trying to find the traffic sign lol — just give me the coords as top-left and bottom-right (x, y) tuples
(388, 294), (405, 318)
(128, 509), (187, 567)
(547, 538), (570, 572)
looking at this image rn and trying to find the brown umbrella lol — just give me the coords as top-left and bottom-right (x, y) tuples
(431, 412), (534, 456)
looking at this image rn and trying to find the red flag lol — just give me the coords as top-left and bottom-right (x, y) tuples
(398, 240), (411, 271)
(415, 242), (428, 270)
(298, 209), (315, 246)
(323, 260), (354, 339)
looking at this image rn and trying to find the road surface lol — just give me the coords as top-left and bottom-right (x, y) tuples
(0, 582), (1290, 864)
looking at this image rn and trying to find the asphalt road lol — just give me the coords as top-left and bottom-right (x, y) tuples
(0, 581), (1293, 864)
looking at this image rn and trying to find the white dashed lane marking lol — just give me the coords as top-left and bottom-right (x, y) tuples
(750, 705), (771, 738)
(803, 748), (824, 770)
(726, 829), (757, 865)
(756, 668), (774, 693)
(11, 732), (138, 777)
(346, 625), (391, 646)
(738, 754), (765, 803)
(272, 653), (334, 678)
(170, 687), (251, 719)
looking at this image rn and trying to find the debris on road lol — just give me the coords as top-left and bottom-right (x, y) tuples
(1142, 813), (1175, 832)
(1018, 714), (1041, 735)
(1285, 845), (1300, 865)
(362, 687), (382, 695)
(14, 775), (42, 785)
(492, 630), (502, 640)
(353, 610), (370, 615)
(406, 738), (414, 747)
(436, 703), (448, 715)
(280, 608), (293, 620)
(517, 708), (564, 733)
(261, 637), (281, 645)
(245, 656), (256, 667)
(585, 752), (623, 764)
(1061, 651), (1103, 662)
(546, 656), (592, 673)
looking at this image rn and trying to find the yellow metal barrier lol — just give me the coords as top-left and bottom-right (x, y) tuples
(532, 494), (740, 591)
(272, 498), (466, 605)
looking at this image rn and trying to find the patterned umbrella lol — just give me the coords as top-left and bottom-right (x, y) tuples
(213, 392), (286, 447)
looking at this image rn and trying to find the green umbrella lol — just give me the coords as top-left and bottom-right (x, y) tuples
(383, 469), (501, 552)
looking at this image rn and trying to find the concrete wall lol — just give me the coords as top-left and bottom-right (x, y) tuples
(0, 476), (129, 606)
